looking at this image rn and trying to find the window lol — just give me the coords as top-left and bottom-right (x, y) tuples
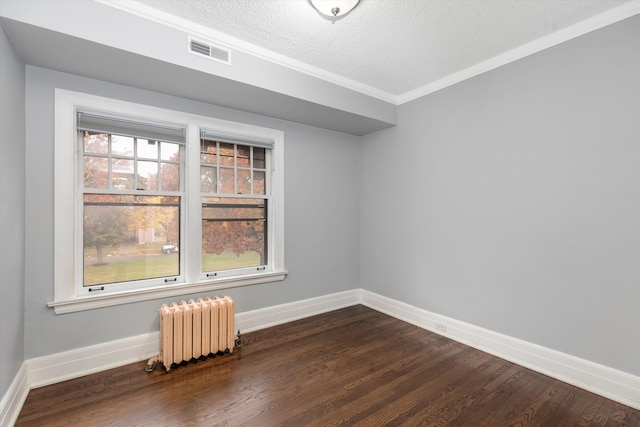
(78, 112), (185, 294)
(51, 90), (286, 313)
(200, 136), (270, 277)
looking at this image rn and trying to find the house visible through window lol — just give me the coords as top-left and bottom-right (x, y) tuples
(51, 90), (286, 313)
(200, 137), (269, 276)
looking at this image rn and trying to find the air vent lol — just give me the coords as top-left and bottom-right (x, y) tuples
(188, 37), (231, 65)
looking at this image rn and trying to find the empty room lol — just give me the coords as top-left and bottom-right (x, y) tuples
(1, 0), (639, 425)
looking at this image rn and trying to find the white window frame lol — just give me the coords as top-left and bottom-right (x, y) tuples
(49, 89), (286, 314)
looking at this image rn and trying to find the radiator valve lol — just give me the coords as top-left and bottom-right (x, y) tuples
(235, 329), (243, 348)
(145, 355), (161, 372)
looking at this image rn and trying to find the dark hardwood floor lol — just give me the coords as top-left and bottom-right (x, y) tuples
(15, 305), (640, 426)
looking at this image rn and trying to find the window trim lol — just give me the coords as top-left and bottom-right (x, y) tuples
(49, 89), (286, 314)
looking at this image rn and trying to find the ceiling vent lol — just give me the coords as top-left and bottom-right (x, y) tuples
(188, 37), (231, 65)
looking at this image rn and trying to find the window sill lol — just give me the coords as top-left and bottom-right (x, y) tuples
(47, 271), (288, 314)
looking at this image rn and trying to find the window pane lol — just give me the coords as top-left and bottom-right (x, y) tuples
(137, 160), (158, 191)
(83, 194), (180, 286)
(219, 167), (234, 194)
(200, 166), (217, 193)
(83, 132), (109, 154)
(137, 139), (158, 159)
(200, 140), (217, 165)
(161, 142), (180, 161)
(84, 156), (109, 189)
(237, 169), (251, 195)
(112, 159), (134, 190)
(219, 143), (235, 166)
(253, 170), (266, 195)
(160, 163), (180, 192)
(111, 135), (134, 157)
(253, 147), (266, 169)
(201, 197), (266, 273)
(237, 145), (250, 167)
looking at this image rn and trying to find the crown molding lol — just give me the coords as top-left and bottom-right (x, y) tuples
(40, 0), (640, 109)
(102, 0), (640, 107)
(96, 0), (399, 104)
(397, 1), (640, 104)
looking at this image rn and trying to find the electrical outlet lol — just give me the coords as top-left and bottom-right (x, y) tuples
(435, 322), (447, 333)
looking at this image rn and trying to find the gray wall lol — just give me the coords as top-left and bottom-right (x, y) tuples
(23, 66), (360, 359)
(7, 4), (640, 389)
(0, 25), (26, 397)
(360, 14), (640, 376)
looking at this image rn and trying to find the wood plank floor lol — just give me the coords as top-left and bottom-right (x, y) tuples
(15, 305), (640, 426)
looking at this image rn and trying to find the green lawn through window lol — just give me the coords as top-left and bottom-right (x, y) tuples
(84, 251), (261, 286)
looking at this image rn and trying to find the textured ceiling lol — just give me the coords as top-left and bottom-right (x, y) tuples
(131, 0), (637, 100)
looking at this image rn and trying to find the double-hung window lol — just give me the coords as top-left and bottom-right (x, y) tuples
(78, 111), (185, 294)
(51, 90), (286, 314)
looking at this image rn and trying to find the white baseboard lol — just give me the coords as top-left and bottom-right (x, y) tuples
(3, 288), (638, 426)
(27, 332), (160, 389)
(235, 289), (361, 333)
(360, 289), (640, 411)
(0, 362), (29, 427)
(25, 290), (361, 390)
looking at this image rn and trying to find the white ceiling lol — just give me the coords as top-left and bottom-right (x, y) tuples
(132, 0), (638, 102)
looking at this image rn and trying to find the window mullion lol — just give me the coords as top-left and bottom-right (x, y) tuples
(133, 138), (138, 191)
(216, 141), (221, 194)
(157, 142), (162, 191)
(185, 123), (202, 283)
(108, 134), (113, 189)
(248, 147), (252, 195)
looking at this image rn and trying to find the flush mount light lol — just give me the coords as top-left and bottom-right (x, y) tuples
(309, 0), (360, 18)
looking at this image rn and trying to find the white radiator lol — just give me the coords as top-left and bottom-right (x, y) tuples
(147, 295), (236, 372)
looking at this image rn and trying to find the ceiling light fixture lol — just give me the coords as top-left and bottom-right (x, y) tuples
(309, 0), (360, 19)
